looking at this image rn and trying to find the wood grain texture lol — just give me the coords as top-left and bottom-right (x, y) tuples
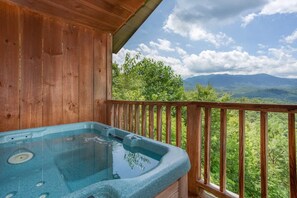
(129, 104), (133, 131)
(0, 3), (110, 132)
(0, 2), (20, 131)
(113, 103), (118, 128)
(239, 110), (245, 198)
(123, 104), (128, 130)
(149, 105), (154, 139)
(62, 24), (79, 124)
(20, 11), (43, 129)
(118, 104), (123, 129)
(260, 111), (268, 198)
(42, 19), (63, 126)
(288, 113), (296, 198)
(176, 106), (182, 147)
(94, 33), (107, 123)
(156, 175), (188, 198)
(187, 104), (202, 195)
(141, 105), (147, 137)
(134, 104), (140, 134)
(204, 108), (211, 185)
(157, 105), (162, 141)
(220, 109), (227, 192)
(166, 105), (172, 144)
(7, 0), (145, 34)
(78, 27), (94, 121)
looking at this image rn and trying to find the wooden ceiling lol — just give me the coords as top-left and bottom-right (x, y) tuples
(4, 0), (162, 52)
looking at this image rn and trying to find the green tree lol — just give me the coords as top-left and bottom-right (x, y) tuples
(113, 53), (184, 101)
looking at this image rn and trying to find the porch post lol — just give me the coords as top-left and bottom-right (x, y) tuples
(187, 104), (202, 195)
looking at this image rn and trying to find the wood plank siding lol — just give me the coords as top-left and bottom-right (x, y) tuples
(0, 2), (111, 132)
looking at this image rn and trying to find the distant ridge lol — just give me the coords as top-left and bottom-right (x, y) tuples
(183, 74), (297, 102)
(184, 74), (297, 90)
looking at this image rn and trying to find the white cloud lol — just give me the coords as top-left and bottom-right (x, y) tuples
(149, 39), (175, 52)
(164, 14), (234, 47)
(260, 0), (297, 15)
(241, 13), (257, 27)
(282, 29), (297, 44)
(176, 47), (187, 57)
(137, 43), (158, 54)
(163, 0), (267, 46)
(242, 0), (297, 26)
(113, 40), (297, 78)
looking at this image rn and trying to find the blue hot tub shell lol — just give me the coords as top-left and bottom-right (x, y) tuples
(0, 122), (190, 198)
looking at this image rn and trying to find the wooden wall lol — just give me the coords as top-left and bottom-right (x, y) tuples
(0, 2), (112, 132)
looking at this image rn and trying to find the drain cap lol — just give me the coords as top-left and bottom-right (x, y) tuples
(8, 152), (34, 164)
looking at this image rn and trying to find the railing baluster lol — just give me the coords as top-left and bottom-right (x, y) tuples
(204, 107), (211, 185)
(166, 105), (172, 144)
(142, 105), (147, 137)
(106, 100), (297, 198)
(123, 104), (128, 130)
(107, 103), (114, 126)
(157, 105), (162, 141)
(288, 113), (297, 198)
(176, 106), (182, 147)
(114, 103), (119, 128)
(187, 104), (202, 195)
(149, 105), (154, 139)
(118, 104), (123, 129)
(220, 108), (227, 192)
(129, 104), (133, 131)
(239, 110), (245, 198)
(260, 111), (268, 197)
(135, 104), (140, 135)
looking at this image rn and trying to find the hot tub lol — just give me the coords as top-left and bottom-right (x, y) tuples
(0, 122), (190, 198)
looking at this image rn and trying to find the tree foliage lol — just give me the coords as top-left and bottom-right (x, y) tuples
(113, 53), (184, 101)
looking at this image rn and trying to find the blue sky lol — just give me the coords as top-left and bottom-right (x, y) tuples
(113, 0), (297, 79)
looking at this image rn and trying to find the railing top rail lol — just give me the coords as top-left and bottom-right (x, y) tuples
(107, 100), (297, 113)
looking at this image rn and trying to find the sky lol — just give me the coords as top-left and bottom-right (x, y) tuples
(113, 0), (297, 79)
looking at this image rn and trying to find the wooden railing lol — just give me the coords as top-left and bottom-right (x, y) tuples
(106, 100), (297, 198)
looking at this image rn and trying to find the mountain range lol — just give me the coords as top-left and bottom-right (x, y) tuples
(184, 74), (297, 103)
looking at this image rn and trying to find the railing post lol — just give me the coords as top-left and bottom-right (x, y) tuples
(204, 107), (211, 184)
(260, 111), (268, 198)
(220, 109), (227, 192)
(239, 110), (245, 198)
(187, 104), (202, 195)
(288, 113), (297, 198)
